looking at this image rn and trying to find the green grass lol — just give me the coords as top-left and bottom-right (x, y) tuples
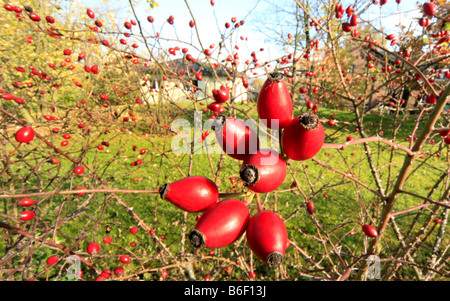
(1, 103), (449, 281)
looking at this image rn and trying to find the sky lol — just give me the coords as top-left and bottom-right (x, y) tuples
(76, 0), (424, 77)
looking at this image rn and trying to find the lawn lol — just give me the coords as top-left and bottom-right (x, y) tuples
(1, 101), (448, 281)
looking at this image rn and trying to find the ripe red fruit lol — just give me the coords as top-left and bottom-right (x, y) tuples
(350, 14), (359, 27)
(47, 255), (59, 265)
(130, 227), (138, 234)
(362, 224), (378, 238)
(101, 269), (111, 278)
(282, 111), (325, 161)
(240, 149), (287, 193)
(19, 198), (35, 207)
(15, 126), (35, 144)
(120, 255), (130, 264)
(189, 199), (250, 248)
(342, 22), (352, 32)
(75, 186), (87, 196)
(114, 266), (124, 276)
(29, 13), (41, 22)
(73, 166), (85, 175)
(86, 8), (95, 19)
(246, 210), (288, 266)
(19, 211), (35, 221)
(45, 16), (55, 23)
(159, 176), (219, 212)
(444, 136), (450, 144)
(439, 130), (450, 137)
(423, 2), (436, 16)
(2, 93), (15, 100)
(49, 158), (60, 165)
(425, 94), (437, 104)
(87, 242), (100, 254)
(161, 270), (168, 279)
(257, 72), (293, 130)
(434, 218), (441, 224)
(419, 17), (430, 27)
(212, 116), (260, 160)
(212, 86), (229, 103)
(306, 201), (315, 215)
(207, 102), (222, 112)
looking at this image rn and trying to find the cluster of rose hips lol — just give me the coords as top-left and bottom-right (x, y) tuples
(159, 71), (327, 266)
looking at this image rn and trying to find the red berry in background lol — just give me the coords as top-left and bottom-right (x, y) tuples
(425, 94), (437, 104)
(213, 116), (260, 160)
(120, 255), (130, 264)
(282, 111), (325, 161)
(19, 211), (35, 221)
(87, 242), (100, 254)
(246, 210), (289, 266)
(423, 2), (436, 16)
(2, 93), (15, 100)
(45, 16), (55, 23)
(212, 86), (229, 103)
(73, 166), (85, 175)
(207, 102), (222, 112)
(306, 201), (315, 215)
(15, 126), (35, 144)
(101, 269), (111, 278)
(75, 186), (87, 196)
(342, 22), (352, 32)
(161, 270), (168, 279)
(362, 224), (378, 238)
(444, 136), (450, 144)
(240, 149), (287, 193)
(114, 266), (124, 276)
(189, 199), (250, 248)
(19, 198), (35, 207)
(130, 227), (138, 234)
(29, 12), (41, 21)
(434, 218), (441, 224)
(257, 72), (294, 130)
(159, 176), (219, 212)
(438, 130), (449, 137)
(103, 236), (112, 244)
(350, 14), (359, 27)
(49, 158), (60, 164)
(46, 255), (59, 265)
(86, 8), (95, 19)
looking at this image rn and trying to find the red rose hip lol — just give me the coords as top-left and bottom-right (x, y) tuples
(257, 72), (293, 130)
(189, 199), (250, 248)
(15, 126), (35, 144)
(362, 224), (378, 238)
(282, 111), (325, 161)
(159, 176), (219, 212)
(240, 149), (287, 193)
(213, 116), (259, 160)
(246, 210), (288, 266)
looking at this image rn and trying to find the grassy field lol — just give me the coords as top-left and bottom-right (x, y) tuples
(1, 102), (448, 281)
